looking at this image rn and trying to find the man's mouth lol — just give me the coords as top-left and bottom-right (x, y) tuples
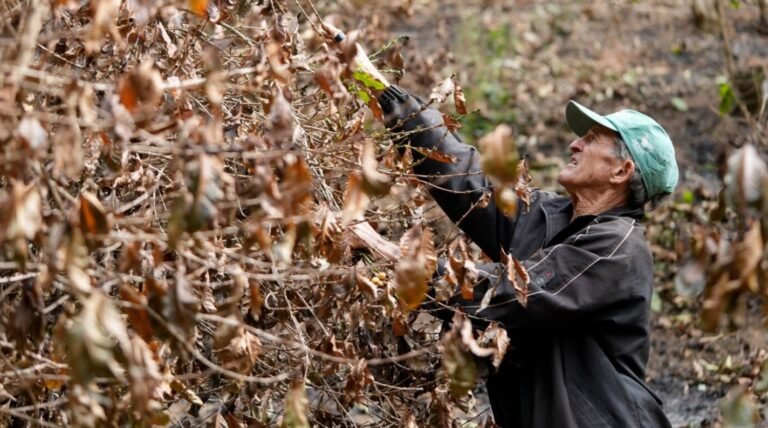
(569, 156), (578, 165)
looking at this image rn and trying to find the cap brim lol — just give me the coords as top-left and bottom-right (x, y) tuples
(565, 100), (618, 137)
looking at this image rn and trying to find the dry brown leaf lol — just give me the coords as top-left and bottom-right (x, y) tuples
(441, 313), (478, 398)
(341, 173), (370, 226)
(442, 113), (463, 132)
(343, 359), (373, 404)
(724, 144), (768, 216)
(282, 382), (309, 428)
(355, 265), (379, 301)
(126, 336), (162, 415)
(396, 224), (437, 312)
(119, 284), (154, 342)
(86, 0), (122, 53)
(502, 251), (529, 308)
(5, 180), (42, 244)
(430, 74), (456, 104)
(478, 322), (511, 369)
(117, 61), (163, 113)
(266, 88), (294, 148)
(79, 192), (110, 236)
(188, 0), (209, 16)
(413, 146), (458, 164)
(479, 124), (519, 186)
(214, 320), (261, 375)
(454, 84), (468, 115)
(361, 140), (392, 196)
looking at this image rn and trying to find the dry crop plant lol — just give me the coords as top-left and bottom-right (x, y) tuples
(0, 0), (511, 426)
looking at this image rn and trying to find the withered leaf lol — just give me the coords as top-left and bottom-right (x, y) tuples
(343, 359), (373, 405)
(430, 74), (456, 104)
(479, 124), (519, 185)
(188, 0), (209, 16)
(502, 251), (529, 308)
(65, 291), (131, 384)
(442, 113), (463, 132)
(454, 83), (468, 115)
(249, 278), (265, 319)
(6, 180), (43, 243)
(413, 146), (458, 164)
(341, 173), (370, 226)
(79, 192), (110, 236)
(355, 264), (379, 301)
(282, 382), (310, 428)
(214, 320), (261, 374)
(396, 224), (437, 312)
(724, 144), (768, 215)
(361, 140), (392, 196)
(478, 322), (511, 369)
(119, 284), (154, 342)
(117, 61), (163, 113)
(442, 314), (478, 398)
(266, 88), (294, 148)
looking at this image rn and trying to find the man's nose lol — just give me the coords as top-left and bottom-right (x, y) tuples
(568, 137), (584, 152)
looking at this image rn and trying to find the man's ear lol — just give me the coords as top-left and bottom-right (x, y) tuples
(610, 159), (635, 185)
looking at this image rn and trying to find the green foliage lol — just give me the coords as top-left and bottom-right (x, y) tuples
(670, 96), (689, 112)
(352, 69), (386, 90)
(453, 16), (520, 140)
(716, 75), (736, 115)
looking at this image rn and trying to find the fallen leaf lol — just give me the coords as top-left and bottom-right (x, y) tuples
(214, 320), (261, 374)
(117, 61), (163, 113)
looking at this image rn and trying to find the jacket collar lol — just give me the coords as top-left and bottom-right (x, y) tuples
(541, 198), (644, 247)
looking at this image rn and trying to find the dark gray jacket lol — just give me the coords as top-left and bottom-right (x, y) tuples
(378, 86), (671, 428)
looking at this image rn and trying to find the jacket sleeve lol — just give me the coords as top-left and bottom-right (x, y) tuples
(379, 85), (520, 262)
(445, 218), (650, 332)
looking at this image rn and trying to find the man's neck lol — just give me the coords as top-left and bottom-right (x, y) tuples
(570, 188), (627, 219)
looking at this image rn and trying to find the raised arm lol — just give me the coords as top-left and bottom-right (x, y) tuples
(444, 217), (652, 333)
(378, 86), (522, 261)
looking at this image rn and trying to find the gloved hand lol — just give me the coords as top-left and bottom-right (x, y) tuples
(377, 85), (424, 129)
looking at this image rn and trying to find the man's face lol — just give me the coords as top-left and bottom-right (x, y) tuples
(557, 125), (624, 191)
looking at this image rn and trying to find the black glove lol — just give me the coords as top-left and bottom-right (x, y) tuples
(378, 85), (424, 129)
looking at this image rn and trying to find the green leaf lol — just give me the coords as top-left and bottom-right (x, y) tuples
(352, 69), (386, 90)
(717, 77), (736, 115)
(730, 0), (740, 8)
(670, 97), (688, 112)
(355, 89), (370, 103)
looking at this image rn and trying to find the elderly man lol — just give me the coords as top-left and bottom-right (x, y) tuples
(377, 85), (677, 428)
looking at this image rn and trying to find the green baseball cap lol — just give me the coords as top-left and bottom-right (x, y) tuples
(565, 100), (679, 199)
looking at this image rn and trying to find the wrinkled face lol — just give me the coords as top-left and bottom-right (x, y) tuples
(557, 125), (625, 192)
